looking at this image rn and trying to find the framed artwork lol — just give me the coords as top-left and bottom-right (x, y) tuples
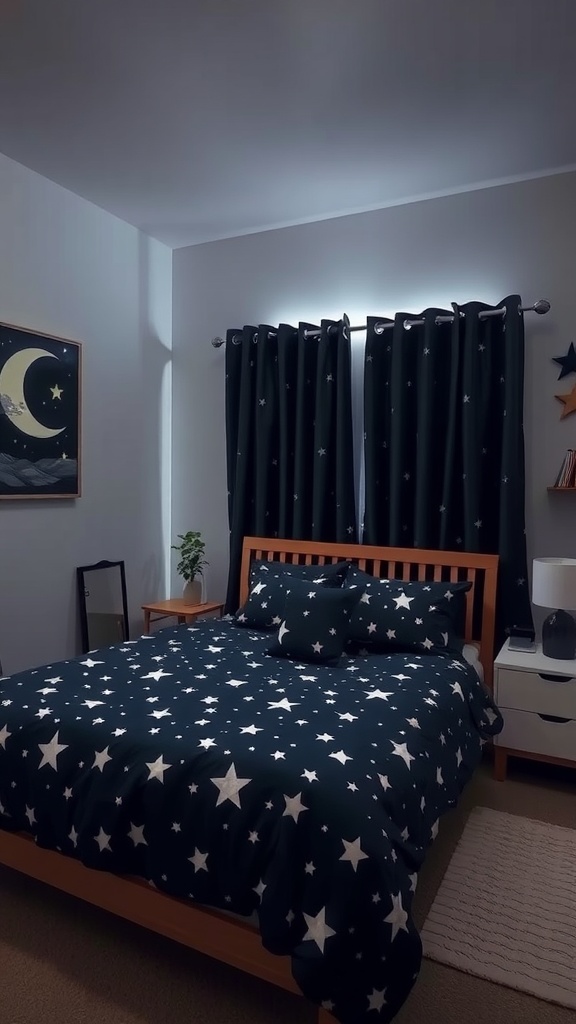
(0, 321), (81, 499)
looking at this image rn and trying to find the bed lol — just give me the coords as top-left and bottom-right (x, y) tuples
(0, 536), (500, 1024)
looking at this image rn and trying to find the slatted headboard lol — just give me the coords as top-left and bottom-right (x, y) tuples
(240, 537), (498, 690)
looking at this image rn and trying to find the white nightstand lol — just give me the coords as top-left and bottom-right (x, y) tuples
(493, 638), (576, 780)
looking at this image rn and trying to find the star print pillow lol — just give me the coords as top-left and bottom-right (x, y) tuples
(345, 567), (471, 656)
(267, 578), (363, 664)
(234, 559), (350, 631)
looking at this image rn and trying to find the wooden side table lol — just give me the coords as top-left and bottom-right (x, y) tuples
(142, 599), (224, 634)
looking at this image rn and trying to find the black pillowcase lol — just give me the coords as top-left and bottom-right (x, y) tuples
(267, 579), (363, 665)
(345, 566), (471, 655)
(234, 559), (350, 631)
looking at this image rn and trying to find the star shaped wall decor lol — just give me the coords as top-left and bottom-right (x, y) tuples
(555, 381), (576, 419)
(553, 342), (576, 379)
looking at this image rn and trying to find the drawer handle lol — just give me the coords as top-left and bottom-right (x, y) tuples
(538, 673), (574, 683)
(538, 713), (572, 724)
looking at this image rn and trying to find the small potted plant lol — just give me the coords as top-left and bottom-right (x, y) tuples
(171, 530), (208, 603)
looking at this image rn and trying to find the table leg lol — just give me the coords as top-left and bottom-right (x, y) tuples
(144, 610), (151, 634)
(177, 615), (186, 625)
(493, 746), (507, 782)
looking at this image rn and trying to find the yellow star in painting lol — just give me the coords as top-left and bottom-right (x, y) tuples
(555, 382), (576, 419)
(50, 384), (63, 400)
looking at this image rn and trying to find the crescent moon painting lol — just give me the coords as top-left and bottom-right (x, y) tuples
(0, 322), (81, 499)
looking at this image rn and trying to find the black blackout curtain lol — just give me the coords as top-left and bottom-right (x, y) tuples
(225, 319), (357, 611)
(363, 295), (532, 643)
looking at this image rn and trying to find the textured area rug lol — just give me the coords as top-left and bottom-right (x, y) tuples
(421, 807), (576, 1010)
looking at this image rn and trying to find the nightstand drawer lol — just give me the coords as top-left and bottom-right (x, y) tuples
(495, 707), (576, 761)
(497, 667), (576, 718)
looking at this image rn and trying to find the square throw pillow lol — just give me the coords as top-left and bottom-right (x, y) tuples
(234, 559), (349, 631)
(345, 566), (471, 655)
(267, 579), (363, 664)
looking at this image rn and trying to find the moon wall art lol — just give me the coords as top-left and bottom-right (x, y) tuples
(0, 322), (81, 498)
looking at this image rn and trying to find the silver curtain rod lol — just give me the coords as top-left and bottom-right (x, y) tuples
(210, 299), (550, 347)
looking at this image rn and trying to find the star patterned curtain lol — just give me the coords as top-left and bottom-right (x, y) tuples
(363, 295), (532, 647)
(225, 320), (357, 611)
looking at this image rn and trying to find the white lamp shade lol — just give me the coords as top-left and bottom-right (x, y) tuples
(532, 557), (576, 610)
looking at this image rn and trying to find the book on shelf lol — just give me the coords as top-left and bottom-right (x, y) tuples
(553, 448), (576, 487)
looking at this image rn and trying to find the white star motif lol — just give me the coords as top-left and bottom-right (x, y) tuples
(94, 827), (112, 852)
(340, 837), (369, 872)
(112, 728), (126, 737)
(456, 748), (463, 766)
(25, 805), (36, 827)
(338, 712), (358, 722)
(283, 792), (307, 822)
(198, 737), (217, 751)
(391, 741), (414, 769)
(436, 767), (444, 785)
(451, 681), (465, 701)
(378, 774), (391, 791)
(277, 621), (290, 644)
(271, 750), (285, 760)
(268, 697), (299, 711)
(240, 724), (262, 735)
(393, 593), (414, 610)
(421, 638), (434, 650)
(92, 747), (112, 772)
(128, 822), (147, 846)
(141, 668), (172, 682)
(149, 708), (171, 719)
(38, 731), (68, 770)
(367, 988), (387, 1012)
(145, 755), (171, 782)
(69, 826), (78, 847)
(365, 689), (393, 701)
(35, 708), (52, 719)
(82, 699), (104, 709)
(302, 906), (336, 953)
(253, 879), (266, 901)
(311, 641), (323, 654)
(80, 659), (104, 668)
(227, 679), (247, 688)
(189, 848), (209, 873)
(251, 581), (266, 595)
(316, 732), (334, 742)
(210, 763), (251, 808)
(302, 769), (318, 782)
(367, 622), (377, 634)
(329, 749), (352, 765)
(384, 892), (408, 941)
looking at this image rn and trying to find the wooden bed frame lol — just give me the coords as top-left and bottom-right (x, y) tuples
(0, 537), (498, 1024)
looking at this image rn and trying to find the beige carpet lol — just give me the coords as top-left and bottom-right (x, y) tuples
(1, 756), (575, 1024)
(421, 807), (576, 1009)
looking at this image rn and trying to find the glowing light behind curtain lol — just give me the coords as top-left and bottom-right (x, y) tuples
(363, 295), (532, 647)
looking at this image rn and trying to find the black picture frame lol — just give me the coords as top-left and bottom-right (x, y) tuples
(77, 560), (130, 654)
(0, 321), (82, 499)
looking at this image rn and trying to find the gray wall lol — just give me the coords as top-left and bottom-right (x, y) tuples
(172, 171), (576, 611)
(0, 153), (172, 674)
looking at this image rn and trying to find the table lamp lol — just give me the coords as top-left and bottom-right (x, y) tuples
(532, 557), (576, 660)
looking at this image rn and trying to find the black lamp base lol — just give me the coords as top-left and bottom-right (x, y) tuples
(542, 609), (576, 660)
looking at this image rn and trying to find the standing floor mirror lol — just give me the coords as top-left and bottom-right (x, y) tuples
(77, 560), (129, 653)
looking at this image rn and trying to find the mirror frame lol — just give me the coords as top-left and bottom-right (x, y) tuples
(76, 559), (130, 654)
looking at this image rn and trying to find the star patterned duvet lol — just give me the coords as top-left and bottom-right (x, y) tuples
(0, 620), (502, 1023)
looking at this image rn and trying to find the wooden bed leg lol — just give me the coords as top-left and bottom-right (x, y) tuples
(493, 746), (507, 782)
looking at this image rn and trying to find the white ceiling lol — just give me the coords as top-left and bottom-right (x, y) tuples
(1, 0), (575, 249)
